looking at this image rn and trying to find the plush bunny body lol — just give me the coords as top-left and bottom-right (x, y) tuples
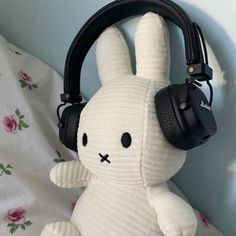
(41, 13), (197, 236)
(72, 181), (160, 235)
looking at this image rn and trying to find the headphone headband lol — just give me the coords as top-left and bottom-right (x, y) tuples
(62, 0), (209, 103)
(58, 0), (217, 152)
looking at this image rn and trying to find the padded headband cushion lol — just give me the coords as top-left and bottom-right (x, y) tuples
(63, 0), (202, 100)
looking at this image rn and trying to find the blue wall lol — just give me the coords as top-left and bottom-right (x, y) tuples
(0, 1), (235, 235)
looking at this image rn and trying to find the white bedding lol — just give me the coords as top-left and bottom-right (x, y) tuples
(0, 35), (223, 236)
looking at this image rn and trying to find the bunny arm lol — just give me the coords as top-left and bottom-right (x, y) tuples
(147, 184), (197, 236)
(50, 160), (95, 188)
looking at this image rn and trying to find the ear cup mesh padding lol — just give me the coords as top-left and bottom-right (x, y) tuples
(59, 104), (86, 151)
(155, 86), (190, 150)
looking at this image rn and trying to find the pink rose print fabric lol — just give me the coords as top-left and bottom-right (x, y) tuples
(9, 48), (21, 55)
(2, 109), (29, 134)
(18, 71), (32, 82)
(5, 208), (26, 224)
(4, 207), (32, 234)
(18, 70), (38, 90)
(2, 115), (18, 134)
(0, 163), (13, 176)
(199, 212), (210, 228)
(54, 150), (66, 163)
(71, 201), (76, 211)
(0, 37), (80, 236)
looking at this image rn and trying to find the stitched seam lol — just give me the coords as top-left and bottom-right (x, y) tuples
(58, 179), (90, 183)
(159, 16), (170, 78)
(56, 180), (90, 185)
(140, 80), (153, 187)
(113, 27), (133, 75)
(56, 180), (91, 188)
(53, 178), (93, 188)
(45, 231), (58, 236)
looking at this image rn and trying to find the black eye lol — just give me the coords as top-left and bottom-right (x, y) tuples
(82, 133), (88, 146)
(121, 132), (132, 148)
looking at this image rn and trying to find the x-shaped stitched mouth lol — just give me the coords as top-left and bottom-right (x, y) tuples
(99, 153), (110, 164)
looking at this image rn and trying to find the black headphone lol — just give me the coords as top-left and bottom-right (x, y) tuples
(57, 0), (217, 152)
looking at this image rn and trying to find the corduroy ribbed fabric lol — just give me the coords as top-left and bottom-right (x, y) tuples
(41, 222), (80, 236)
(50, 160), (95, 188)
(72, 180), (162, 236)
(78, 78), (186, 187)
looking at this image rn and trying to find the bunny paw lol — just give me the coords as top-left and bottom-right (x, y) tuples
(158, 211), (197, 236)
(40, 222), (80, 236)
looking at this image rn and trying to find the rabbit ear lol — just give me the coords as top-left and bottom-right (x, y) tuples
(135, 13), (170, 82)
(96, 27), (133, 85)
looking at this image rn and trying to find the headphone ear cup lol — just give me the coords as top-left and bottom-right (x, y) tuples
(155, 85), (186, 149)
(155, 84), (217, 150)
(59, 103), (86, 152)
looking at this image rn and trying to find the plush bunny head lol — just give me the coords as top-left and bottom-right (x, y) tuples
(78, 13), (186, 187)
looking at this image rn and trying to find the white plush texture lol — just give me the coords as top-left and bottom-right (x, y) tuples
(43, 13), (196, 236)
(50, 161), (95, 188)
(135, 13), (170, 81)
(41, 222), (79, 236)
(96, 27), (133, 84)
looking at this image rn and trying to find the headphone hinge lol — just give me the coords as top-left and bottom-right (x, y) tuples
(187, 63), (213, 81)
(61, 93), (82, 103)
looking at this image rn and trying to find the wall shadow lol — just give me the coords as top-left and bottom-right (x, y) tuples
(171, 2), (236, 236)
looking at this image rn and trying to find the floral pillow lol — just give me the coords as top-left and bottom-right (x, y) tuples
(0, 35), (81, 235)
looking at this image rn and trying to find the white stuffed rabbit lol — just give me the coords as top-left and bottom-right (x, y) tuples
(41, 13), (197, 236)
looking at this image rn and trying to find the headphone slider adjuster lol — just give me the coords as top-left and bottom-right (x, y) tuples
(61, 93), (82, 103)
(187, 63), (213, 81)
